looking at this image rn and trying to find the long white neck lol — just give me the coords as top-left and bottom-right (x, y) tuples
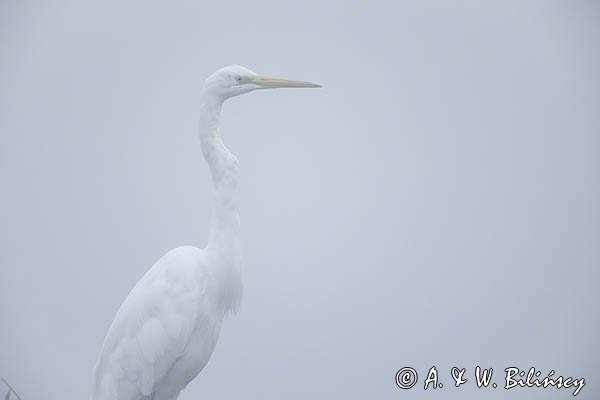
(198, 90), (242, 312)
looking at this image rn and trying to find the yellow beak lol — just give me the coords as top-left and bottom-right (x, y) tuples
(250, 76), (322, 88)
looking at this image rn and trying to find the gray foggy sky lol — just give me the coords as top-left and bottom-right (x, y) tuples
(1, 1), (599, 399)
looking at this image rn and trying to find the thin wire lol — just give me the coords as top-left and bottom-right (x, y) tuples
(0, 379), (22, 400)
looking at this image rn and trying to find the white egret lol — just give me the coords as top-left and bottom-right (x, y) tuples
(92, 65), (320, 400)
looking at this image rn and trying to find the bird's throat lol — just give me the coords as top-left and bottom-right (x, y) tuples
(199, 92), (243, 311)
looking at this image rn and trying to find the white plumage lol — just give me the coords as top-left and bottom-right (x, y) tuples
(92, 65), (320, 400)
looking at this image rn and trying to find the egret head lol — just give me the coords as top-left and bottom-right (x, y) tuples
(203, 65), (321, 100)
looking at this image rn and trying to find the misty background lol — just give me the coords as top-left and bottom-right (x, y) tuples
(1, 1), (598, 399)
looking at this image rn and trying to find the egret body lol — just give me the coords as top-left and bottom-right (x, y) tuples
(92, 65), (320, 400)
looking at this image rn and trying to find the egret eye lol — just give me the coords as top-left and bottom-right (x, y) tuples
(235, 76), (243, 82)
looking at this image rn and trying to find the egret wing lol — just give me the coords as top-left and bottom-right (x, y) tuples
(92, 246), (210, 400)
